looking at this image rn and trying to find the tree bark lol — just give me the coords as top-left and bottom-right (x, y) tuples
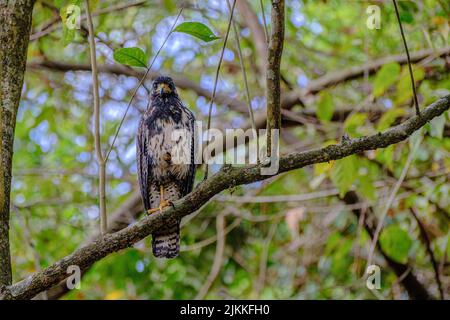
(0, 0), (36, 287)
(266, 0), (284, 155)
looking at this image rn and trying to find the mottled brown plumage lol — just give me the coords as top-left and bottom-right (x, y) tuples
(136, 76), (196, 258)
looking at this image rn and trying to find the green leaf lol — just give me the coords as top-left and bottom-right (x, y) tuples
(344, 113), (367, 137)
(331, 155), (358, 197)
(428, 113), (445, 139)
(173, 22), (220, 42)
(113, 47), (148, 68)
(379, 224), (412, 264)
(376, 108), (406, 131)
(395, 66), (425, 105)
(373, 62), (401, 97)
(163, 0), (176, 13)
(317, 92), (334, 122)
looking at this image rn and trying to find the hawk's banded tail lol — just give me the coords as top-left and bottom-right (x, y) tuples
(152, 221), (180, 258)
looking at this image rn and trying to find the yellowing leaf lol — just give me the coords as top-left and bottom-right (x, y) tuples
(344, 113), (367, 137)
(373, 62), (401, 97)
(376, 108), (406, 131)
(395, 66), (425, 105)
(316, 92), (334, 122)
(331, 155), (358, 196)
(105, 290), (124, 300)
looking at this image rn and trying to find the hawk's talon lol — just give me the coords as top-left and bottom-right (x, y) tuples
(146, 207), (160, 215)
(159, 199), (171, 212)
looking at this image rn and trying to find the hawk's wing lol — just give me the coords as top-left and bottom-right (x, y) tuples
(136, 118), (152, 211)
(179, 109), (196, 197)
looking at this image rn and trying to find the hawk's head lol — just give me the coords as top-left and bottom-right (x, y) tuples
(152, 76), (177, 98)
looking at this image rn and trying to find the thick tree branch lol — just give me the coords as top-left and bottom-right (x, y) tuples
(1, 94), (448, 300)
(0, 0), (36, 287)
(266, 0), (284, 154)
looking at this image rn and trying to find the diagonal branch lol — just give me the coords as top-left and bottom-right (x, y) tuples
(1, 94), (448, 300)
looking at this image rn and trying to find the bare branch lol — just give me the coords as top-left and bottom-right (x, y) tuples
(266, 0), (284, 154)
(195, 213), (226, 300)
(1, 94), (448, 300)
(236, 0), (268, 75)
(204, 0), (236, 179)
(409, 207), (444, 299)
(392, 0), (420, 115)
(85, 0), (107, 234)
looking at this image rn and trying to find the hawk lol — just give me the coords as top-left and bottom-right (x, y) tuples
(137, 76), (196, 258)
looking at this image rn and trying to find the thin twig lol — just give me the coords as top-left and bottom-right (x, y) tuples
(259, 0), (269, 44)
(410, 207), (444, 299)
(195, 213), (226, 300)
(392, 0), (420, 115)
(367, 129), (422, 268)
(204, 0), (236, 179)
(105, 8), (183, 162)
(254, 222), (277, 297)
(226, 0), (259, 162)
(85, 0), (107, 234)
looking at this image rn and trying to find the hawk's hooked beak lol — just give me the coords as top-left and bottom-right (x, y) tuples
(156, 83), (172, 95)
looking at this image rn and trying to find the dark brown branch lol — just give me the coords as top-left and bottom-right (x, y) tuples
(266, 0), (284, 154)
(342, 191), (432, 300)
(27, 60), (249, 114)
(27, 46), (450, 117)
(409, 207), (444, 299)
(288, 46), (450, 99)
(1, 94), (448, 300)
(0, 0), (36, 287)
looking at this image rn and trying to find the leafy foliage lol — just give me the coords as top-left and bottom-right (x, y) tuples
(379, 224), (413, 264)
(113, 47), (148, 68)
(173, 22), (220, 42)
(10, 0), (450, 300)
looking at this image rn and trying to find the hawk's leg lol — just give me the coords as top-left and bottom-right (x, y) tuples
(146, 185), (171, 215)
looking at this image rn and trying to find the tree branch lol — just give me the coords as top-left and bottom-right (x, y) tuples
(1, 94), (448, 300)
(266, 0), (284, 154)
(0, 0), (36, 287)
(27, 46), (450, 117)
(84, 0), (107, 234)
(236, 0), (268, 76)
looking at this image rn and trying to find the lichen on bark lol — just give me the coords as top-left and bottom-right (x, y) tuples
(0, 0), (36, 286)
